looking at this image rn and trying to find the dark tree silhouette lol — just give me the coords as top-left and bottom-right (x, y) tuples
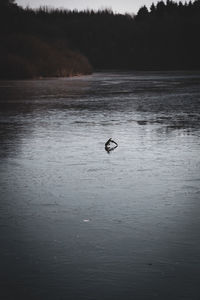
(0, 0), (16, 7)
(0, 0), (200, 78)
(135, 5), (149, 20)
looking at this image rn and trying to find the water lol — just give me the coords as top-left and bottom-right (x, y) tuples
(0, 71), (200, 300)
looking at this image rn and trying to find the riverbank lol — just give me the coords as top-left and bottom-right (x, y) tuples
(0, 34), (93, 80)
(1, 1), (200, 79)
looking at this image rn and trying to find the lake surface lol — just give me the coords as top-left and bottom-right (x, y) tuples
(0, 71), (200, 300)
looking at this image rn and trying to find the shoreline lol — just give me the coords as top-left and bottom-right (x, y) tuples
(1, 69), (200, 81)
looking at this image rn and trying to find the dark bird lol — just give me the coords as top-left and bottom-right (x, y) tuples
(105, 138), (118, 153)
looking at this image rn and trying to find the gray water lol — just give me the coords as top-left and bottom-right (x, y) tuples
(0, 71), (200, 300)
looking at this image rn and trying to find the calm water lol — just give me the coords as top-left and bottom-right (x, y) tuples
(0, 71), (200, 300)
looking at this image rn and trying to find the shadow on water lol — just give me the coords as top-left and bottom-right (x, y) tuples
(0, 78), (92, 158)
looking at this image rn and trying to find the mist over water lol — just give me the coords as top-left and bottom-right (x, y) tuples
(0, 71), (200, 300)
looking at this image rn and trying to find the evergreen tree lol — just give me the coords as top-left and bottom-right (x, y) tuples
(136, 5), (149, 20)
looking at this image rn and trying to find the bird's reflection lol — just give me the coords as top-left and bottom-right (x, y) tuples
(105, 138), (118, 154)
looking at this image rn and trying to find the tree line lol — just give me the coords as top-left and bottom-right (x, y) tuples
(0, 0), (200, 78)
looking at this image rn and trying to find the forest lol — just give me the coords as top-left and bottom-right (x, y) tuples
(0, 0), (200, 79)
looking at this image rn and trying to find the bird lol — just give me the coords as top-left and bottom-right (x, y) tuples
(105, 138), (118, 153)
